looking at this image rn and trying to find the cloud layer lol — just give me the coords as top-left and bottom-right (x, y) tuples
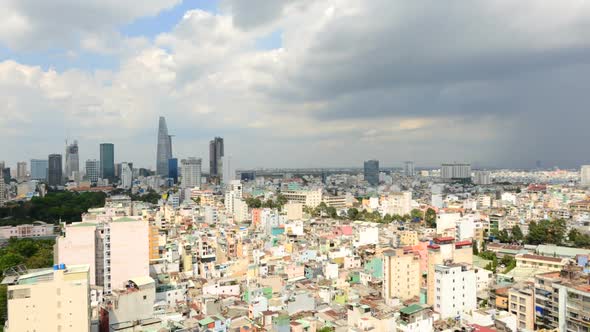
(1, 0), (590, 169)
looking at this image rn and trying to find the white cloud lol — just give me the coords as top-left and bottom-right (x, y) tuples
(0, 0), (180, 50)
(2, 1), (590, 168)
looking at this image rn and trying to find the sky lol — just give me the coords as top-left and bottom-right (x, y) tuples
(1, 0), (590, 170)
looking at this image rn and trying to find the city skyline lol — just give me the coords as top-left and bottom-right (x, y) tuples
(1, 1), (590, 168)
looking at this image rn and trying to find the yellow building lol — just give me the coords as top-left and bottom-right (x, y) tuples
(508, 284), (535, 331)
(398, 230), (419, 246)
(5, 264), (91, 332)
(382, 248), (421, 302)
(149, 225), (160, 261)
(426, 238), (473, 305)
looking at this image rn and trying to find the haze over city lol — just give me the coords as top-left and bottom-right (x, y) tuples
(2, 1), (590, 168)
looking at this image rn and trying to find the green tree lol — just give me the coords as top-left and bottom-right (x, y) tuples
(327, 206), (338, 219)
(410, 209), (423, 221)
(347, 208), (359, 220)
(511, 225), (524, 243)
(425, 208), (436, 228)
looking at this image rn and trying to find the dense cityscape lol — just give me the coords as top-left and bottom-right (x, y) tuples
(0, 115), (589, 332)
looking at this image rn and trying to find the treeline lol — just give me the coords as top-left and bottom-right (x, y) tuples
(245, 195), (288, 210)
(130, 190), (161, 204)
(491, 219), (590, 249)
(0, 191), (106, 224)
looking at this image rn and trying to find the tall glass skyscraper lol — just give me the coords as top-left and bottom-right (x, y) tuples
(30, 159), (48, 181)
(100, 143), (115, 181)
(48, 154), (63, 186)
(364, 159), (379, 186)
(156, 116), (173, 177)
(209, 137), (224, 182)
(168, 158), (178, 184)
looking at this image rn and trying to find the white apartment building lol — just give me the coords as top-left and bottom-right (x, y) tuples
(56, 217), (149, 294)
(120, 162), (133, 189)
(5, 264), (91, 332)
(581, 165), (590, 186)
(224, 180), (243, 215)
(383, 191), (412, 216)
(441, 163), (471, 180)
(181, 157), (202, 189)
(0, 221), (55, 239)
(282, 189), (323, 208)
(473, 170), (492, 185)
(434, 264), (476, 319)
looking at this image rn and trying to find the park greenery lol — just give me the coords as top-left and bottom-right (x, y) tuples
(0, 191), (106, 225)
(245, 194), (289, 210)
(567, 228), (590, 248)
(130, 190), (161, 204)
(479, 250), (516, 274)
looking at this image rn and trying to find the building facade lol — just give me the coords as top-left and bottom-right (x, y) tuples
(65, 140), (79, 181)
(47, 154), (63, 186)
(382, 249), (421, 303)
(5, 264), (91, 332)
(99, 143), (115, 182)
(434, 264), (476, 319)
(30, 159), (48, 181)
(16, 161), (27, 181)
(364, 160), (379, 186)
(181, 157), (202, 189)
(85, 159), (99, 183)
(441, 163), (472, 180)
(156, 116), (173, 177)
(209, 137), (224, 182)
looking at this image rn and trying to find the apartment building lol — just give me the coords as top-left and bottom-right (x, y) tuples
(534, 265), (590, 331)
(4, 264), (91, 332)
(427, 237), (473, 305)
(434, 263), (477, 319)
(0, 221), (55, 239)
(282, 189), (323, 208)
(56, 217), (149, 293)
(515, 253), (572, 271)
(382, 248), (421, 303)
(508, 283), (535, 331)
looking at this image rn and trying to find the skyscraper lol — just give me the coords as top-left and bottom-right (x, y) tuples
(0, 180), (5, 207)
(120, 162), (133, 189)
(404, 161), (415, 177)
(156, 116), (173, 177)
(48, 154), (63, 186)
(209, 137), (224, 182)
(441, 162), (471, 180)
(168, 158), (178, 184)
(85, 160), (99, 183)
(1, 167), (10, 184)
(99, 143), (115, 182)
(181, 158), (202, 189)
(364, 160), (379, 186)
(30, 159), (48, 181)
(581, 165), (590, 186)
(16, 161), (27, 181)
(65, 140), (79, 180)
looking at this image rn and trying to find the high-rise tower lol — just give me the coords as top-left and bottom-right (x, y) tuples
(209, 137), (224, 183)
(156, 117), (173, 177)
(65, 140), (79, 180)
(99, 143), (115, 182)
(48, 154), (63, 186)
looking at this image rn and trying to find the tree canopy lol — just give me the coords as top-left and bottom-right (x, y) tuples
(0, 191), (106, 224)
